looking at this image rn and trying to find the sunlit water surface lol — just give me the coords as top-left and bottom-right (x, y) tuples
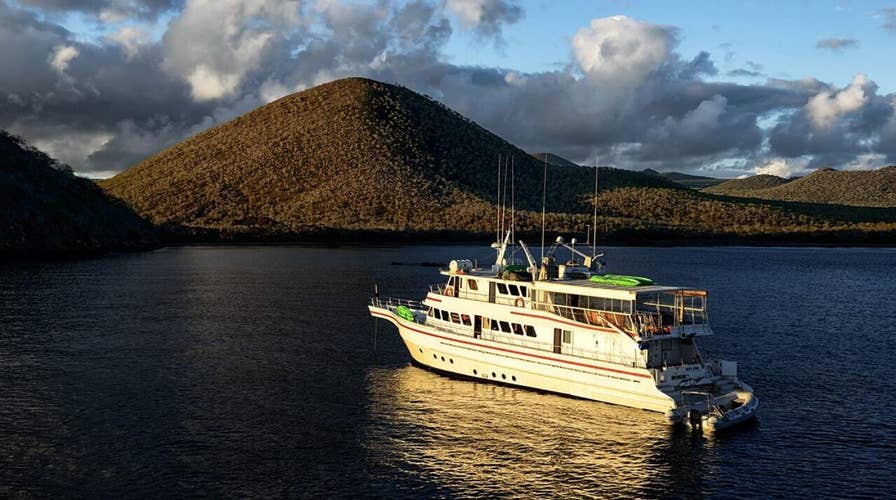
(1, 245), (893, 497)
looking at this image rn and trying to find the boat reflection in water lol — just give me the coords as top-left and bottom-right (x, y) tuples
(362, 365), (732, 497)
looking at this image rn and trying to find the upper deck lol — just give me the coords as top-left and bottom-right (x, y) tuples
(434, 267), (710, 340)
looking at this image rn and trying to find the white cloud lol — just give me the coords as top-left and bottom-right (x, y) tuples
(32, 129), (113, 168)
(805, 73), (871, 129)
(571, 16), (673, 86)
(48, 45), (79, 75)
(445, 0), (522, 38)
(107, 26), (151, 60)
(186, 64), (243, 101)
(842, 153), (887, 171)
(162, 0), (305, 101)
(753, 157), (810, 178)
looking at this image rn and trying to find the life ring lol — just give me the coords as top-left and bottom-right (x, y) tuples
(445, 286), (455, 297)
(514, 297), (525, 308)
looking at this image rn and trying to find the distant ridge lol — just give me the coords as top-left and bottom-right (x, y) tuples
(704, 174), (793, 194)
(101, 78), (677, 235)
(705, 168), (896, 207)
(642, 169), (725, 189)
(0, 130), (156, 256)
(530, 152), (580, 168)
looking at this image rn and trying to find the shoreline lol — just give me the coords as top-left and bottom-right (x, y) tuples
(5, 228), (896, 261)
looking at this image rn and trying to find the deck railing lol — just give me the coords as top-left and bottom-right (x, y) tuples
(428, 282), (711, 340)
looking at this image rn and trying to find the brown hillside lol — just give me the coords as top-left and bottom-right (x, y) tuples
(1, 130), (157, 256)
(101, 78), (678, 235)
(738, 168), (896, 207)
(703, 174), (792, 194)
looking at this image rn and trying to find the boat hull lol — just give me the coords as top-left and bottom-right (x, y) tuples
(370, 306), (677, 414)
(704, 391), (759, 433)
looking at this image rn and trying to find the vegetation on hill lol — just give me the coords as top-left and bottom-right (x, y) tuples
(0, 130), (157, 256)
(704, 174), (793, 194)
(101, 78), (678, 235)
(704, 168), (896, 207)
(95, 77), (896, 245)
(704, 166), (896, 207)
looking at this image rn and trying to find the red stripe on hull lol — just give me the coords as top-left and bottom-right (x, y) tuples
(371, 310), (650, 379)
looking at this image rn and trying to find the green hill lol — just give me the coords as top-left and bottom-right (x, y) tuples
(0, 130), (157, 256)
(101, 78), (678, 236)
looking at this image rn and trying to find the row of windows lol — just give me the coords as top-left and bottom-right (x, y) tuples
(486, 318), (537, 338)
(427, 309), (538, 338)
(430, 308), (472, 326)
(444, 277), (527, 297)
(551, 292), (632, 314)
(496, 283), (527, 297)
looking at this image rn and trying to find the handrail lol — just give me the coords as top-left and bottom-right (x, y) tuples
(428, 283), (711, 339)
(371, 295), (647, 369)
(369, 296), (427, 310)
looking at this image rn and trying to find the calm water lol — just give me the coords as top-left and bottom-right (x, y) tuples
(1, 245), (894, 498)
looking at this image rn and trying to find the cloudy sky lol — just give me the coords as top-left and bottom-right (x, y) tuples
(2, 0), (896, 178)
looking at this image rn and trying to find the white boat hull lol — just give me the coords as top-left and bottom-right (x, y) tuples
(370, 306), (678, 414)
(704, 391), (759, 432)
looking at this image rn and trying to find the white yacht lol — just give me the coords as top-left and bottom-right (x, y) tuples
(369, 233), (758, 431)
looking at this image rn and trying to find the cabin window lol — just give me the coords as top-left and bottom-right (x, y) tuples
(467, 279), (478, 291)
(587, 296), (633, 314)
(483, 318), (490, 330)
(519, 286), (528, 298)
(561, 330), (573, 344)
(508, 284), (520, 296)
(496, 283), (508, 295)
(525, 325), (537, 338)
(461, 314), (472, 326)
(491, 319), (500, 331)
(428, 308), (434, 317)
(450, 312), (460, 323)
(511, 323), (523, 335)
(499, 321), (511, 333)
(439, 310), (448, 321)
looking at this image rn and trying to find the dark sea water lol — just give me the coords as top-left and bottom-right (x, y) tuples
(1, 245), (894, 498)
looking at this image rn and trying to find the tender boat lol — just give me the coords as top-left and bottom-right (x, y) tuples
(369, 232), (758, 429)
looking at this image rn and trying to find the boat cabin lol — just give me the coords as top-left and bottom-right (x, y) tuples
(436, 270), (711, 341)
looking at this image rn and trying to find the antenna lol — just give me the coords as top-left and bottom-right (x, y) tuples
(593, 155), (599, 257)
(511, 155), (515, 264)
(496, 153), (501, 247)
(540, 153), (547, 268)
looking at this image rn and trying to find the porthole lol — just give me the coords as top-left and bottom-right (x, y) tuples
(449, 359), (454, 364)
(491, 372), (496, 378)
(418, 348), (423, 353)
(441, 356), (445, 361)
(433, 354), (437, 359)
(501, 374), (506, 380)
(473, 369), (478, 375)
(512, 376), (517, 382)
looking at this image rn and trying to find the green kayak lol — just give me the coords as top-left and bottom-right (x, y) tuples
(395, 305), (415, 321)
(589, 274), (654, 286)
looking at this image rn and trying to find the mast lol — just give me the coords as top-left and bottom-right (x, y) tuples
(502, 155), (509, 248)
